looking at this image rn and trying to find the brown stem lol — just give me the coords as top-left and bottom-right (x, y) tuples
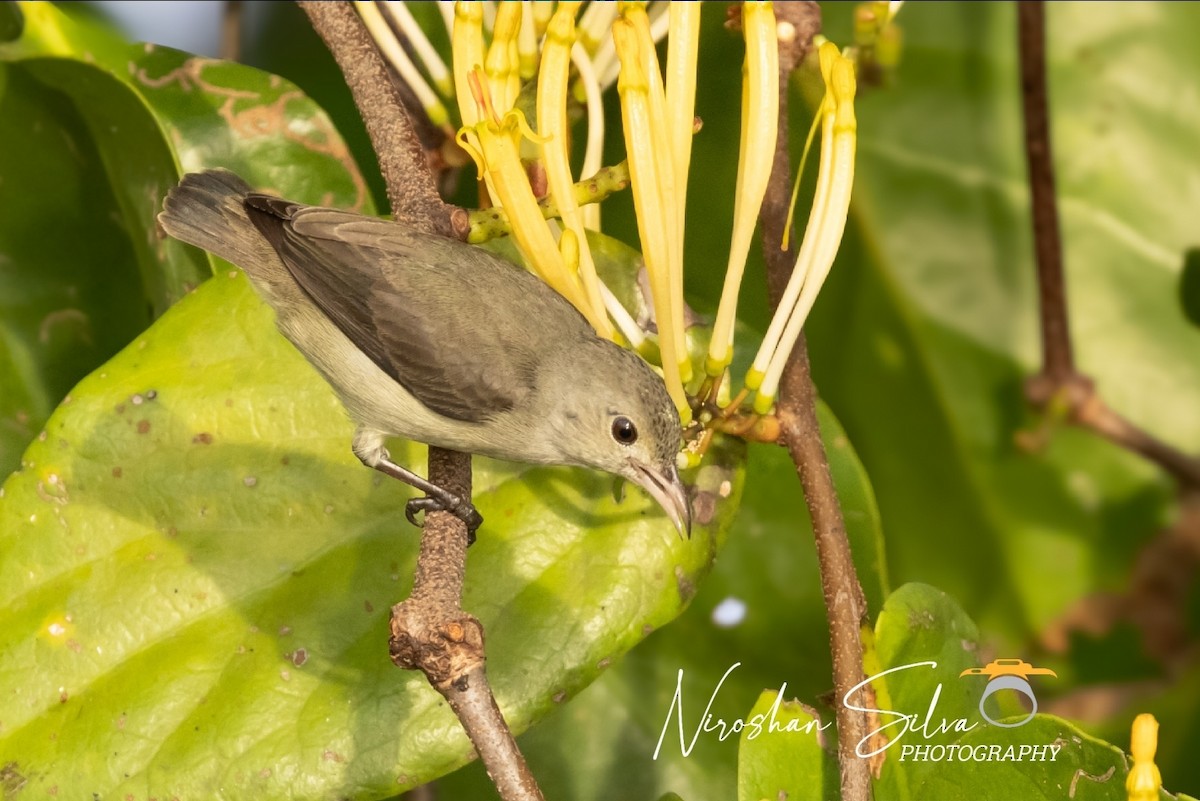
(1074, 397), (1200, 488)
(299, 4), (541, 800)
(389, 450), (545, 801)
(1018, 2), (1200, 489)
(760, 4), (870, 800)
(220, 0), (243, 62)
(1018, 1), (1073, 383)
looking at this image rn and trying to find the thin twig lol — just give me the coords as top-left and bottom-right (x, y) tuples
(390, 450), (545, 801)
(298, 4), (542, 800)
(1018, 2), (1200, 489)
(1017, 1), (1073, 383)
(1074, 396), (1200, 487)
(758, 4), (870, 800)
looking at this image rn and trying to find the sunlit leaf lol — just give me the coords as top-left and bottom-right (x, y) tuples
(871, 584), (1136, 801)
(737, 690), (838, 801)
(0, 267), (742, 798)
(0, 1), (368, 475)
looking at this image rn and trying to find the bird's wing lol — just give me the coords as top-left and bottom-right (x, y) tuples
(243, 196), (583, 423)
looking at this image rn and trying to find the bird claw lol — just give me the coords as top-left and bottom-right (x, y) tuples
(404, 496), (482, 545)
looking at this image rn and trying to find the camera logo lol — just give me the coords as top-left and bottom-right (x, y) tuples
(959, 659), (1057, 728)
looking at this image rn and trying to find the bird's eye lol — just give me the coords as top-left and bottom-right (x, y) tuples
(611, 416), (638, 445)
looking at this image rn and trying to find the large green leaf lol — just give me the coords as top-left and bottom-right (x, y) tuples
(737, 690), (838, 801)
(869, 584), (1158, 801)
(0, 268), (742, 799)
(0, 1), (371, 476)
(807, 0), (1192, 692)
(0, 63), (148, 479)
(721, 584), (1179, 801)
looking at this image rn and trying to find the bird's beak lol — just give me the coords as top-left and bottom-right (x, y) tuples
(630, 461), (692, 539)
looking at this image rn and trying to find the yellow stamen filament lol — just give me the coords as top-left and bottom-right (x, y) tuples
(591, 23), (618, 87)
(647, 1), (671, 43)
(782, 107), (822, 251)
(518, 0), (539, 80)
(356, 1), (450, 128)
(600, 283), (647, 351)
(664, 1), (702, 381)
(750, 42), (857, 414)
(532, 0), (554, 40)
(480, 0), (497, 33)
(437, 1), (456, 35)
(379, 0), (455, 99)
(594, 0), (671, 89)
(578, 1), (619, 54)
(614, 17), (689, 420)
(570, 40), (606, 230)
(539, 2), (613, 337)
(484, 1), (523, 115)
(621, 2), (690, 384)
(452, 1), (486, 128)
(706, 0), (778, 378)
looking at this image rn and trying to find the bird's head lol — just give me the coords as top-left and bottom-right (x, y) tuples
(548, 339), (692, 538)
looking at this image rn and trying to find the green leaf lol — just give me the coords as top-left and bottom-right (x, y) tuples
(869, 584), (1150, 801)
(0, 269), (743, 799)
(0, 64), (149, 477)
(917, 717), (1131, 801)
(737, 690), (838, 801)
(808, 3), (1190, 646)
(0, 1), (369, 477)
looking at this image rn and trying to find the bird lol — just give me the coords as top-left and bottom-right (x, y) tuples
(158, 169), (691, 540)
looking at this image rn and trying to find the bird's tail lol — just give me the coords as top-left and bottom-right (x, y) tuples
(158, 169), (279, 272)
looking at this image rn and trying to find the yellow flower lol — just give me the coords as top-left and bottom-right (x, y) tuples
(613, 9), (690, 420)
(364, 3), (865, 451)
(706, 1), (779, 381)
(748, 40), (857, 415)
(1126, 713), (1162, 801)
(538, 2), (612, 339)
(457, 77), (606, 334)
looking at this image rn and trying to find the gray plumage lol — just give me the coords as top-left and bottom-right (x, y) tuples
(157, 170), (690, 536)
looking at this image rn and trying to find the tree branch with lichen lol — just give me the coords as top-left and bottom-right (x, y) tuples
(298, 3), (543, 800)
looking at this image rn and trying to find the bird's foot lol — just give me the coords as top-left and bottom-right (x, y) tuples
(404, 496), (483, 545)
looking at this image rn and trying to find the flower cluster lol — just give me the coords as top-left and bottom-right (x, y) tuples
(359, 0), (872, 461)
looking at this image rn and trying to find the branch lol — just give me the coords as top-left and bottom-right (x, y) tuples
(1017, 1), (1072, 382)
(390, 449), (544, 801)
(758, 4), (870, 800)
(1018, 1), (1200, 489)
(298, 4), (542, 800)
